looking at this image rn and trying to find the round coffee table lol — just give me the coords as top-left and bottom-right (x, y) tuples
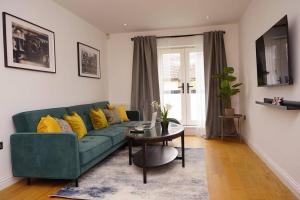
(126, 122), (185, 184)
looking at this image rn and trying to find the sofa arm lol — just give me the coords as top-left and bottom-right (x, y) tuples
(10, 132), (80, 179)
(126, 110), (140, 121)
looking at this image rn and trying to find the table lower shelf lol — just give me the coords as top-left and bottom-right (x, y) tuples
(133, 146), (178, 168)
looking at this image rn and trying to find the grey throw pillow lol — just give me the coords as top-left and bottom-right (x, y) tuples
(103, 108), (122, 124)
(55, 118), (73, 133)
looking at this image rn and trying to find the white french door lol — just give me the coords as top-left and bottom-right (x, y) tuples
(158, 47), (206, 127)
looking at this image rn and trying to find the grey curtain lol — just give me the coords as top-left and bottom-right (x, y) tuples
(204, 31), (227, 139)
(131, 36), (160, 120)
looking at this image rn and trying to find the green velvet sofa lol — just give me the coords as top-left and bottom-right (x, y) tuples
(10, 101), (140, 186)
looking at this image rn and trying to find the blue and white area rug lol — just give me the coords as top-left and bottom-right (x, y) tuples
(51, 148), (208, 200)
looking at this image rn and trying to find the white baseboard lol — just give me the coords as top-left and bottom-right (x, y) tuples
(0, 176), (20, 191)
(245, 138), (300, 199)
(184, 126), (205, 136)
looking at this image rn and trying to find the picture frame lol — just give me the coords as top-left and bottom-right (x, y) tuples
(77, 42), (101, 79)
(2, 12), (56, 73)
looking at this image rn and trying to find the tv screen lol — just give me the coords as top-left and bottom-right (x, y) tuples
(256, 15), (292, 87)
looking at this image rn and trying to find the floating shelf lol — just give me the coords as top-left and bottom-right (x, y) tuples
(255, 98), (300, 110)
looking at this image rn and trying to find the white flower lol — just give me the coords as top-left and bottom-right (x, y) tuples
(151, 101), (160, 111)
(151, 101), (157, 106)
(165, 104), (172, 110)
(151, 101), (171, 113)
(151, 101), (172, 121)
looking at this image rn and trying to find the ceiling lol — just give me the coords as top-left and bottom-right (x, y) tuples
(54, 0), (251, 33)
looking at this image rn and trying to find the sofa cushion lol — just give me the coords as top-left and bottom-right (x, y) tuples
(88, 126), (127, 145)
(64, 113), (87, 139)
(116, 121), (141, 127)
(93, 101), (109, 110)
(37, 115), (62, 133)
(116, 105), (129, 122)
(89, 108), (108, 129)
(103, 108), (122, 125)
(79, 136), (112, 165)
(13, 107), (68, 132)
(67, 104), (94, 132)
(125, 111), (140, 121)
(55, 118), (73, 133)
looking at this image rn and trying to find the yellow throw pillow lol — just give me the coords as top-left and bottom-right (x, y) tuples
(116, 105), (129, 122)
(107, 103), (114, 110)
(37, 115), (62, 133)
(64, 112), (87, 139)
(89, 108), (108, 129)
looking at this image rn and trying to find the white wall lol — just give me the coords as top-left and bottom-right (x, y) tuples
(239, 0), (300, 197)
(107, 24), (240, 109)
(0, 0), (108, 189)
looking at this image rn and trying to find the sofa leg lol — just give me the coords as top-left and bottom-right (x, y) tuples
(27, 178), (31, 185)
(75, 179), (79, 187)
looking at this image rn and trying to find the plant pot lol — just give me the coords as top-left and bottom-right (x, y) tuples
(224, 108), (235, 116)
(161, 121), (169, 132)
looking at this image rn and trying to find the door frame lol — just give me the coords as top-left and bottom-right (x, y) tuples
(158, 46), (204, 126)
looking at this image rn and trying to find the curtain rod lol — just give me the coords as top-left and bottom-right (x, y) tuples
(130, 31), (225, 41)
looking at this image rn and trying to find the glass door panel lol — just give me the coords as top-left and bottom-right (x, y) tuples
(159, 49), (185, 123)
(186, 49), (205, 126)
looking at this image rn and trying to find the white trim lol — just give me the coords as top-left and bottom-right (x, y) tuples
(158, 46), (205, 127)
(0, 176), (20, 191)
(244, 137), (300, 199)
(184, 126), (205, 136)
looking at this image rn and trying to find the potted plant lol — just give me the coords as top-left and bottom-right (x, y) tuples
(151, 101), (172, 131)
(214, 67), (242, 116)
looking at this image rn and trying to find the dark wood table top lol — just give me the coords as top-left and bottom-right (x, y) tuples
(126, 122), (184, 142)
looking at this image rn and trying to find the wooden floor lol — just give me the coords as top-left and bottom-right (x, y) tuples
(0, 136), (296, 200)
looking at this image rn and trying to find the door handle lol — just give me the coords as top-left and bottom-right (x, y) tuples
(178, 83), (184, 93)
(187, 83), (193, 93)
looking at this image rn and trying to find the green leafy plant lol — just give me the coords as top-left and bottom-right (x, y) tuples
(151, 101), (172, 123)
(213, 67), (242, 108)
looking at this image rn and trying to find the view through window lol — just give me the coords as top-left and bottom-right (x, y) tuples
(158, 47), (205, 128)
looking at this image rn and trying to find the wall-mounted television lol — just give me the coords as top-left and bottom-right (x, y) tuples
(256, 15), (292, 87)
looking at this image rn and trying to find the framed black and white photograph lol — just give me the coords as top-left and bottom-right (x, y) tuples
(77, 42), (100, 79)
(2, 12), (56, 73)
